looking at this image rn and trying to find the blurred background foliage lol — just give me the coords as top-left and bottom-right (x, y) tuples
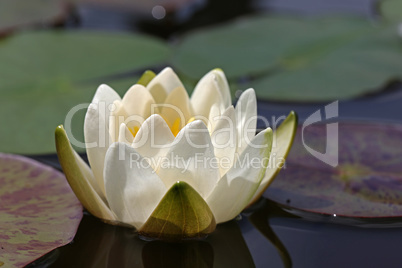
(0, 0), (401, 154)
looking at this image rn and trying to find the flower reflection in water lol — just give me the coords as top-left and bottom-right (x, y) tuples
(30, 212), (256, 267)
(29, 200), (295, 268)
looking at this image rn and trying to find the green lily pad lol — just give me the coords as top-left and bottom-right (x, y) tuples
(0, 0), (68, 35)
(0, 153), (82, 267)
(0, 30), (170, 154)
(379, 0), (402, 22)
(172, 15), (402, 102)
(139, 181), (216, 241)
(266, 122), (402, 218)
(251, 25), (402, 102)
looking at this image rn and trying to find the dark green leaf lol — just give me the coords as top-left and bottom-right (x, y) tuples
(0, 31), (171, 154)
(379, 0), (402, 22)
(172, 15), (402, 101)
(251, 25), (402, 102)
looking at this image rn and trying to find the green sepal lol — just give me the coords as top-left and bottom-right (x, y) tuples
(139, 181), (216, 241)
(266, 111), (298, 182)
(249, 111), (298, 205)
(55, 125), (115, 221)
(137, 70), (156, 86)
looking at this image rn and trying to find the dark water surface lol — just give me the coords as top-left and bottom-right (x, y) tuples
(27, 198), (402, 268)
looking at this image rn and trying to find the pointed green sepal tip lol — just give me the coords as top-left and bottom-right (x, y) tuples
(275, 111), (298, 141)
(139, 181), (216, 241)
(268, 110), (298, 177)
(283, 111), (298, 140)
(55, 125), (64, 136)
(55, 125), (67, 151)
(137, 70), (156, 86)
(289, 110), (298, 123)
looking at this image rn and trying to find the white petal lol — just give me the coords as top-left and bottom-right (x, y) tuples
(250, 112), (297, 203)
(109, 85), (155, 143)
(72, 150), (114, 218)
(207, 104), (222, 133)
(104, 143), (167, 229)
(191, 69), (231, 119)
(118, 123), (134, 145)
(210, 106), (237, 176)
(157, 120), (220, 198)
(147, 67), (184, 103)
(159, 86), (194, 130)
(235, 88), (257, 155)
(121, 84), (156, 120)
(206, 128), (273, 223)
(132, 114), (175, 170)
(84, 84), (121, 199)
(109, 100), (128, 143)
(215, 69), (232, 108)
(90, 83), (121, 106)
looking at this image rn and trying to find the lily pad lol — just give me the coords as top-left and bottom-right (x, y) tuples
(379, 0), (402, 22)
(265, 122), (402, 218)
(0, 0), (68, 36)
(172, 15), (402, 101)
(0, 30), (170, 154)
(0, 153), (82, 267)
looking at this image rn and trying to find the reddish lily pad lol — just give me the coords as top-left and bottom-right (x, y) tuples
(265, 122), (402, 218)
(0, 154), (82, 267)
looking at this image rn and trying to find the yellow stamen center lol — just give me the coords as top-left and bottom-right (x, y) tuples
(129, 117), (197, 139)
(170, 117), (197, 136)
(187, 117), (196, 124)
(171, 118), (181, 137)
(129, 126), (140, 137)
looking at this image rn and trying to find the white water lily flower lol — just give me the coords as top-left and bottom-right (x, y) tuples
(56, 67), (297, 240)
